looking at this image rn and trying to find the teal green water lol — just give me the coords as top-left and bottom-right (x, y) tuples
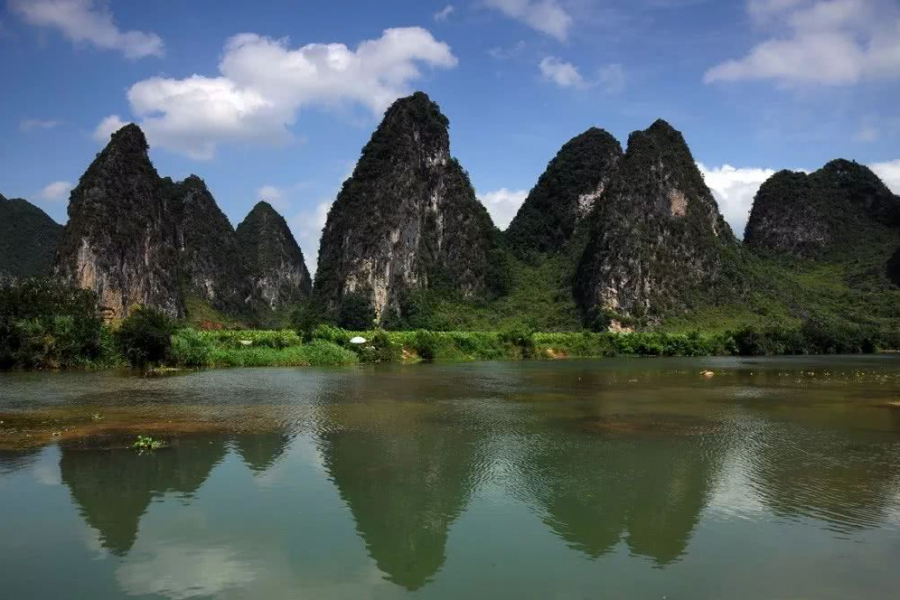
(2, 357), (900, 599)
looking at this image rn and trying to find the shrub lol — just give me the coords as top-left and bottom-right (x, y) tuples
(291, 299), (332, 341)
(0, 279), (107, 369)
(170, 329), (214, 367)
(499, 323), (536, 359)
(117, 306), (177, 367)
(338, 292), (375, 330)
(353, 329), (402, 363)
(311, 324), (350, 345)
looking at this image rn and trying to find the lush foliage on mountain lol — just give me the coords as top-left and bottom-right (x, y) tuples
(745, 160), (900, 261)
(506, 128), (622, 259)
(0, 195), (63, 280)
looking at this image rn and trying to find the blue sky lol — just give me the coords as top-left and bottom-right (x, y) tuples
(1, 0), (899, 272)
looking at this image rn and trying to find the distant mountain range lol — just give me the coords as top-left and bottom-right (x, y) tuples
(2, 92), (899, 331)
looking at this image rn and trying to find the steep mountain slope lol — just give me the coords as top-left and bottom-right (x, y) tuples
(55, 125), (184, 318)
(745, 160), (900, 260)
(506, 128), (623, 258)
(55, 124), (306, 320)
(237, 201), (312, 313)
(315, 92), (505, 322)
(576, 120), (743, 324)
(167, 175), (253, 316)
(0, 194), (62, 280)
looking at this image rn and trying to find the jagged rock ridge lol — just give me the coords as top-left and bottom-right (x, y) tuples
(576, 120), (743, 322)
(744, 160), (900, 260)
(237, 201), (312, 311)
(55, 125), (184, 318)
(315, 92), (504, 321)
(55, 125), (308, 319)
(0, 193), (62, 281)
(167, 175), (253, 316)
(506, 127), (623, 257)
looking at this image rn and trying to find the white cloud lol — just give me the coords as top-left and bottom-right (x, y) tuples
(870, 159), (900, 194)
(434, 5), (455, 21)
(92, 114), (129, 143)
(478, 188), (529, 230)
(20, 118), (60, 131)
(539, 58), (625, 93)
(539, 56), (586, 88)
(38, 180), (73, 202)
(598, 63), (625, 94)
(698, 163), (776, 238)
(705, 0), (900, 86)
(9, 0), (164, 59)
(102, 28), (457, 159)
(484, 0), (572, 41)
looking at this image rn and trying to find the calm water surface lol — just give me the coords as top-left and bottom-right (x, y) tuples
(2, 357), (900, 599)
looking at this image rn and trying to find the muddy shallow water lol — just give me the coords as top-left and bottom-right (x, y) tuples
(2, 356), (900, 599)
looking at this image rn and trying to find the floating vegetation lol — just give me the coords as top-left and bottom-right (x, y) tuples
(133, 435), (165, 452)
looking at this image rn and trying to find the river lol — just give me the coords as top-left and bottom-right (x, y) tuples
(2, 356), (900, 598)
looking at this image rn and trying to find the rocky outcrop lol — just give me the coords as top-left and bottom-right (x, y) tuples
(506, 128), (623, 257)
(55, 124), (306, 320)
(745, 160), (900, 260)
(576, 120), (742, 322)
(315, 92), (503, 321)
(167, 175), (252, 316)
(0, 193), (62, 281)
(55, 125), (184, 318)
(236, 201), (312, 311)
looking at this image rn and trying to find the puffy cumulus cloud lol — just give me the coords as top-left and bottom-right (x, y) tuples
(539, 56), (586, 88)
(102, 28), (457, 159)
(434, 5), (455, 21)
(9, 0), (164, 59)
(698, 163), (776, 238)
(39, 180), (73, 202)
(705, 0), (900, 86)
(92, 114), (129, 142)
(484, 0), (572, 41)
(478, 188), (529, 230)
(870, 159), (900, 194)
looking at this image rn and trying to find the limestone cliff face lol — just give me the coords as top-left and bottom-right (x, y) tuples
(236, 201), (311, 311)
(167, 175), (252, 315)
(0, 193), (62, 281)
(55, 125), (306, 320)
(506, 128), (623, 257)
(315, 92), (502, 321)
(576, 120), (741, 321)
(745, 160), (900, 260)
(55, 125), (184, 318)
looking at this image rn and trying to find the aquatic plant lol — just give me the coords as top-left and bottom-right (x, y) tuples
(133, 435), (164, 451)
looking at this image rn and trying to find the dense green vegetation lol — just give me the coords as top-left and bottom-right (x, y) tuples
(505, 128), (622, 258)
(0, 195), (62, 280)
(0, 279), (116, 369)
(1, 277), (897, 371)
